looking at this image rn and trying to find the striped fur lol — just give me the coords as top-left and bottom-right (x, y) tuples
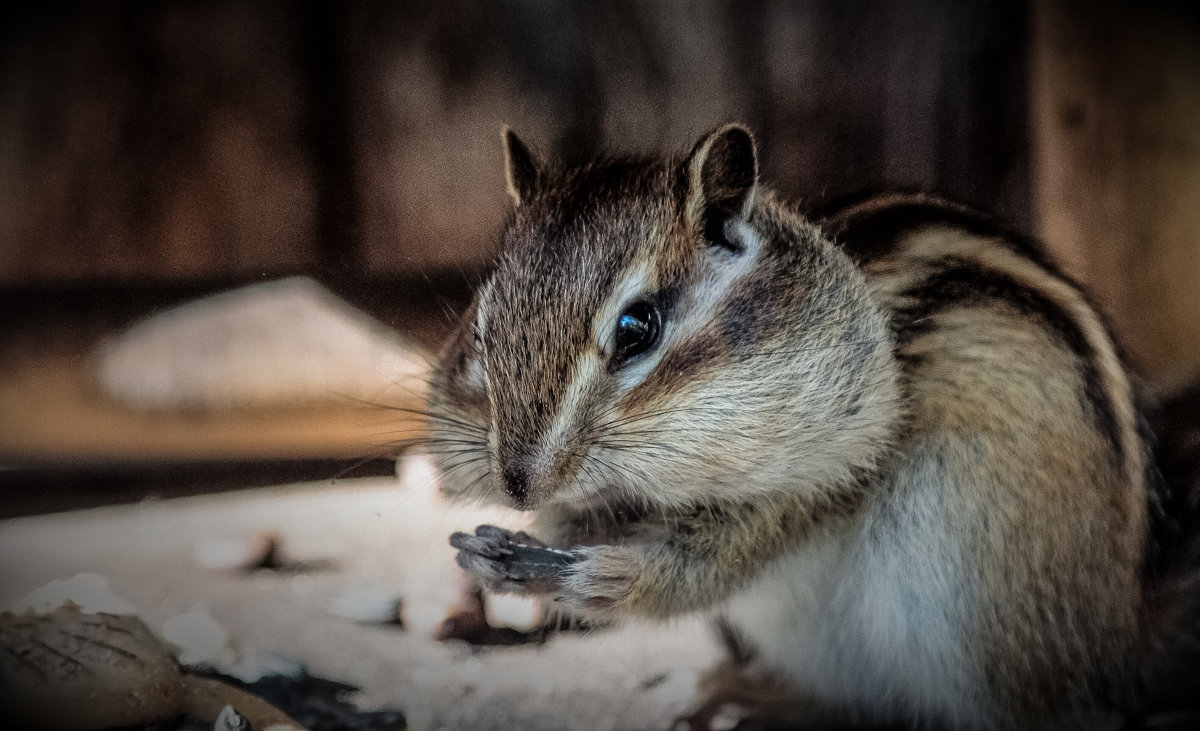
(429, 128), (1196, 729)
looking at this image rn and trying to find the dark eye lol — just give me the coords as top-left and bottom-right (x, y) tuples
(613, 301), (661, 365)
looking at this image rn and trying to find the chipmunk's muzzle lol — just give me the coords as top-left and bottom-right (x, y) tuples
(496, 447), (578, 511)
(495, 450), (545, 510)
(502, 465), (530, 506)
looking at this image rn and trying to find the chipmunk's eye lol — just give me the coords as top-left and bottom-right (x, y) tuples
(613, 301), (660, 365)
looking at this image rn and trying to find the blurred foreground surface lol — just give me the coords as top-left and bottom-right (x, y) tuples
(0, 470), (718, 731)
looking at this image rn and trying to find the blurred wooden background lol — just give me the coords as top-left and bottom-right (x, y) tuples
(0, 0), (1035, 277)
(0, 1), (1197, 501)
(4, 0), (1196, 379)
(1031, 0), (1200, 383)
(4, 0), (1197, 368)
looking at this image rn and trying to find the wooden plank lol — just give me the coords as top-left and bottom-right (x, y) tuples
(0, 353), (425, 463)
(1030, 0), (1200, 381)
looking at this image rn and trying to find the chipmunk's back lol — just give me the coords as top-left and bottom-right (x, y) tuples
(437, 127), (1200, 729)
(795, 193), (1178, 723)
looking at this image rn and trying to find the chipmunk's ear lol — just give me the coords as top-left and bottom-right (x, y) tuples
(683, 124), (758, 224)
(686, 124), (758, 220)
(502, 127), (542, 207)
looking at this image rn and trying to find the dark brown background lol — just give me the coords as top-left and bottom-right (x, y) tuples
(1, 0), (1037, 282)
(0, 0), (1197, 510)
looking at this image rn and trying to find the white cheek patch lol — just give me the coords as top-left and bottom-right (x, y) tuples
(466, 306), (489, 392)
(470, 282), (499, 459)
(539, 260), (656, 464)
(725, 217), (763, 256)
(465, 349), (486, 391)
(474, 283), (492, 344)
(594, 217), (766, 394)
(542, 217), (766, 459)
(675, 216), (763, 338)
(540, 350), (602, 460)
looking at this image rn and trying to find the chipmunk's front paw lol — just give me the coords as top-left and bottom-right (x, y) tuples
(450, 525), (576, 594)
(556, 545), (640, 614)
(450, 527), (640, 614)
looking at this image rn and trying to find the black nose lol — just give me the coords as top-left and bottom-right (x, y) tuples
(503, 466), (528, 503)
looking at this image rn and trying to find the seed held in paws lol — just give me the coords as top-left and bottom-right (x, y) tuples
(449, 525), (577, 593)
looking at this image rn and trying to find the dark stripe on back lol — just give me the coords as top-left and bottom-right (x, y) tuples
(893, 260), (1124, 466)
(818, 195), (1053, 271)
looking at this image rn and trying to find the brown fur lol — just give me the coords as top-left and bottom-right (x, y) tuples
(429, 126), (1197, 729)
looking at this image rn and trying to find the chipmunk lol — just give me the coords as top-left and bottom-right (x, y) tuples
(429, 124), (1200, 729)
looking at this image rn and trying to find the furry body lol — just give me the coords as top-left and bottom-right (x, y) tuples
(429, 126), (1198, 729)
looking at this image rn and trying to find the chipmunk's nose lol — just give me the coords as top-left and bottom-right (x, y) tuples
(503, 465), (529, 505)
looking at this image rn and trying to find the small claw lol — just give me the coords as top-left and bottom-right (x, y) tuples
(474, 524), (516, 541)
(450, 525), (575, 596)
(455, 548), (511, 582)
(449, 531), (513, 559)
(472, 525), (549, 549)
(510, 530), (548, 548)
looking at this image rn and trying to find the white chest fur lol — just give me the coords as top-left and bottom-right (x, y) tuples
(721, 459), (983, 727)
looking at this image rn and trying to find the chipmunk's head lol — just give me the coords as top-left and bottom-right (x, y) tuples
(429, 125), (900, 516)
